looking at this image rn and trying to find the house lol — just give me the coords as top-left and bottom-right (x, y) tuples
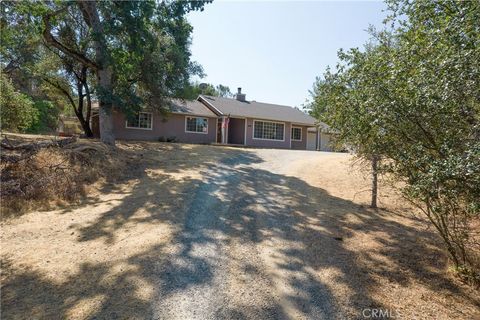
(95, 88), (335, 151)
(111, 99), (218, 144)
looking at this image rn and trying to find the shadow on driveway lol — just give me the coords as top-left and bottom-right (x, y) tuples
(2, 145), (478, 319)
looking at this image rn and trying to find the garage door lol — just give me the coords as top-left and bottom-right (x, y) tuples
(320, 133), (333, 151)
(306, 131), (316, 150)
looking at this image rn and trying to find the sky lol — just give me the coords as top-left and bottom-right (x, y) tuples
(187, 1), (388, 108)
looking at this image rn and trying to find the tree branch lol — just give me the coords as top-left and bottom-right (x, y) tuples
(42, 77), (79, 117)
(42, 6), (98, 70)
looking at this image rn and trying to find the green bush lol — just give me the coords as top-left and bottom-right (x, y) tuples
(309, 0), (480, 283)
(0, 74), (38, 132)
(27, 100), (60, 133)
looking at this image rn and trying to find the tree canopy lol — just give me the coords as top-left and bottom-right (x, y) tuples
(1, 0), (211, 144)
(308, 0), (480, 282)
(181, 82), (233, 99)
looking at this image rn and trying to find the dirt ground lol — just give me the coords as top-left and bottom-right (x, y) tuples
(1, 141), (479, 319)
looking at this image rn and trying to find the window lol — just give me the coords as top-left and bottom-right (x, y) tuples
(186, 116), (208, 134)
(291, 127), (302, 141)
(126, 112), (152, 130)
(253, 120), (284, 140)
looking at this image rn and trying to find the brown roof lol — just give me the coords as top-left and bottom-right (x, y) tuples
(168, 99), (217, 117)
(198, 95), (316, 126)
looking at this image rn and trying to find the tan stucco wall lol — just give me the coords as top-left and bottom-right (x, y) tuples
(111, 110), (312, 150)
(245, 118), (292, 149)
(112, 111), (217, 143)
(290, 125), (308, 150)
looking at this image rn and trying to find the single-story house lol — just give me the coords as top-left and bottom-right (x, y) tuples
(93, 88), (335, 151)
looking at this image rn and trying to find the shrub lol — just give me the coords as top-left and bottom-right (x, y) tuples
(0, 74), (38, 132)
(27, 100), (60, 133)
(308, 0), (480, 284)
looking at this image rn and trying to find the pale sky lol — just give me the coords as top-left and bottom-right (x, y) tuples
(188, 0), (387, 108)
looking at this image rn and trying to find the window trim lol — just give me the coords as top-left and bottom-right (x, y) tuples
(252, 119), (285, 142)
(185, 116), (209, 134)
(125, 112), (153, 130)
(291, 126), (302, 141)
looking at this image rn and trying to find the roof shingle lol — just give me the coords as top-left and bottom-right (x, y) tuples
(168, 99), (217, 117)
(199, 95), (316, 126)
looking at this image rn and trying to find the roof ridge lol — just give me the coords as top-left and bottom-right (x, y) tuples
(201, 94), (300, 110)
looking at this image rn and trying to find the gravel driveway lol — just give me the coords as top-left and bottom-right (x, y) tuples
(150, 152), (338, 320)
(2, 143), (478, 319)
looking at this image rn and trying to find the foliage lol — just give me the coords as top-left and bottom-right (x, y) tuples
(0, 73), (38, 132)
(0, 1), (42, 79)
(36, 55), (74, 116)
(1, 3), (74, 133)
(215, 84), (233, 98)
(181, 82), (233, 99)
(3, 0), (211, 144)
(308, 0), (480, 282)
(26, 100), (60, 133)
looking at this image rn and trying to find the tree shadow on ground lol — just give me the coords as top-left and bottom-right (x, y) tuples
(2, 144), (478, 319)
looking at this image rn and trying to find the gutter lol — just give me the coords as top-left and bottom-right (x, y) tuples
(168, 111), (217, 118)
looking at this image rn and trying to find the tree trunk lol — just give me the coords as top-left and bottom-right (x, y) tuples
(371, 155), (379, 208)
(77, 67), (93, 137)
(97, 68), (115, 145)
(80, 119), (94, 138)
(43, 3), (114, 145)
(84, 76), (92, 134)
(78, 110), (94, 138)
(78, 1), (115, 145)
(42, 76), (94, 137)
(76, 81), (94, 138)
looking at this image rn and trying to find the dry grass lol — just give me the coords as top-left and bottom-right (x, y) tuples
(1, 134), (128, 218)
(1, 139), (479, 319)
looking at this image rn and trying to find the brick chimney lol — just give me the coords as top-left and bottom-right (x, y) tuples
(234, 87), (246, 102)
